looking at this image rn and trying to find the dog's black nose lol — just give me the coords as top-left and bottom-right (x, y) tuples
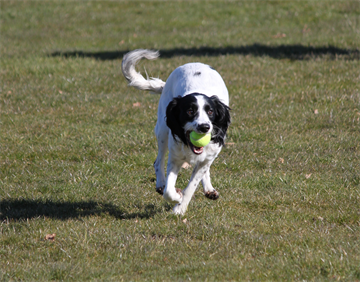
(197, 124), (210, 133)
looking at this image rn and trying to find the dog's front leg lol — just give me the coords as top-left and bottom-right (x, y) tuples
(163, 159), (183, 204)
(173, 161), (212, 215)
(202, 168), (219, 200)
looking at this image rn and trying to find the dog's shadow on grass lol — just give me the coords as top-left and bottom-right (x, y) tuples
(50, 44), (359, 61)
(0, 199), (166, 221)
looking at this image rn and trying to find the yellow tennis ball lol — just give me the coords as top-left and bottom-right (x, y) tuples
(189, 131), (211, 147)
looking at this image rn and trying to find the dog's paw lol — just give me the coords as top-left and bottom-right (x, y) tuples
(156, 186), (165, 195)
(163, 188), (183, 204)
(172, 203), (187, 215)
(205, 190), (219, 200)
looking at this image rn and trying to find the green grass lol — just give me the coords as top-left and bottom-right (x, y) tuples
(1, 0), (359, 281)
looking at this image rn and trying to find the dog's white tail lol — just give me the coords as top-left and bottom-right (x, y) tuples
(121, 49), (165, 94)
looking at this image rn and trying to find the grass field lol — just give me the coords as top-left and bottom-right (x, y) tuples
(1, 0), (359, 281)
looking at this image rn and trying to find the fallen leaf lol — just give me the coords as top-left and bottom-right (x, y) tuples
(279, 157), (284, 164)
(45, 233), (56, 241)
(314, 109), (319, 114)
(181, 162), (191, 169)
(132, 102), (141, 107)
(225, 142), (235, 146)
(182, 218), (187, 224)
(305, 173), (312, 179)
(272, 33), (286, 38)
(318, 216), (324, 221)
(59, 90), (63, 94)
(302, 24), (311, 33)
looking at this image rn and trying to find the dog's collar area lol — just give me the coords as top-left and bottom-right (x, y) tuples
(186, 131), (204, 155)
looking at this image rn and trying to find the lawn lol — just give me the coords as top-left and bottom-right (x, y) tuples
(1, 0), (359, 281)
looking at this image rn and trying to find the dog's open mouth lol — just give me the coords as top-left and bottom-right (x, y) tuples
(186, 131), (204, 155)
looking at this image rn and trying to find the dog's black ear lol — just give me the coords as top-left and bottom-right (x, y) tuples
(210, 95), (231, 146)
(166, 97), (187, 144)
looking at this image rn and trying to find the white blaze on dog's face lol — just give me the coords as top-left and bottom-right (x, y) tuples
(183, 95), (214, 135)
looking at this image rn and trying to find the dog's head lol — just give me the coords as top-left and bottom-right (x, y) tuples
(166, 93), (231, 155)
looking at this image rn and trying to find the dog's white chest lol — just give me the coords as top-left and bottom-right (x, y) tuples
(169, 140), (221, 166)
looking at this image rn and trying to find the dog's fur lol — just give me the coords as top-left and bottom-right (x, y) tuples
(121, 49), (230, 215)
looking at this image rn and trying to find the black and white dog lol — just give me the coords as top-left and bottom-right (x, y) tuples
(122, 49), (230, 215)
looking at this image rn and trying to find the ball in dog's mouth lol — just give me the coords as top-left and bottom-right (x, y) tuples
(186, 131), (204, 155)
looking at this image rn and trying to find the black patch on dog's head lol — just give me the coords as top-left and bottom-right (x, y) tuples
(166, 94), (198, 145)
(194, 71), (201, 76)
(166, 93), (231, 146)
(209, 95), (231, 146)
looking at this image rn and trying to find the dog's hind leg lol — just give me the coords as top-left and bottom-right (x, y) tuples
(202, 168), (219, 200)
(154, 124), (168, 195)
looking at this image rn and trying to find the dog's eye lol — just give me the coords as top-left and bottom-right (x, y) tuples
(208, 110), (214, 115)
(187, 109), (194, 115)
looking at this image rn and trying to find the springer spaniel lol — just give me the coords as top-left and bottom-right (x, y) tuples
(121, 49), (230, 215)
